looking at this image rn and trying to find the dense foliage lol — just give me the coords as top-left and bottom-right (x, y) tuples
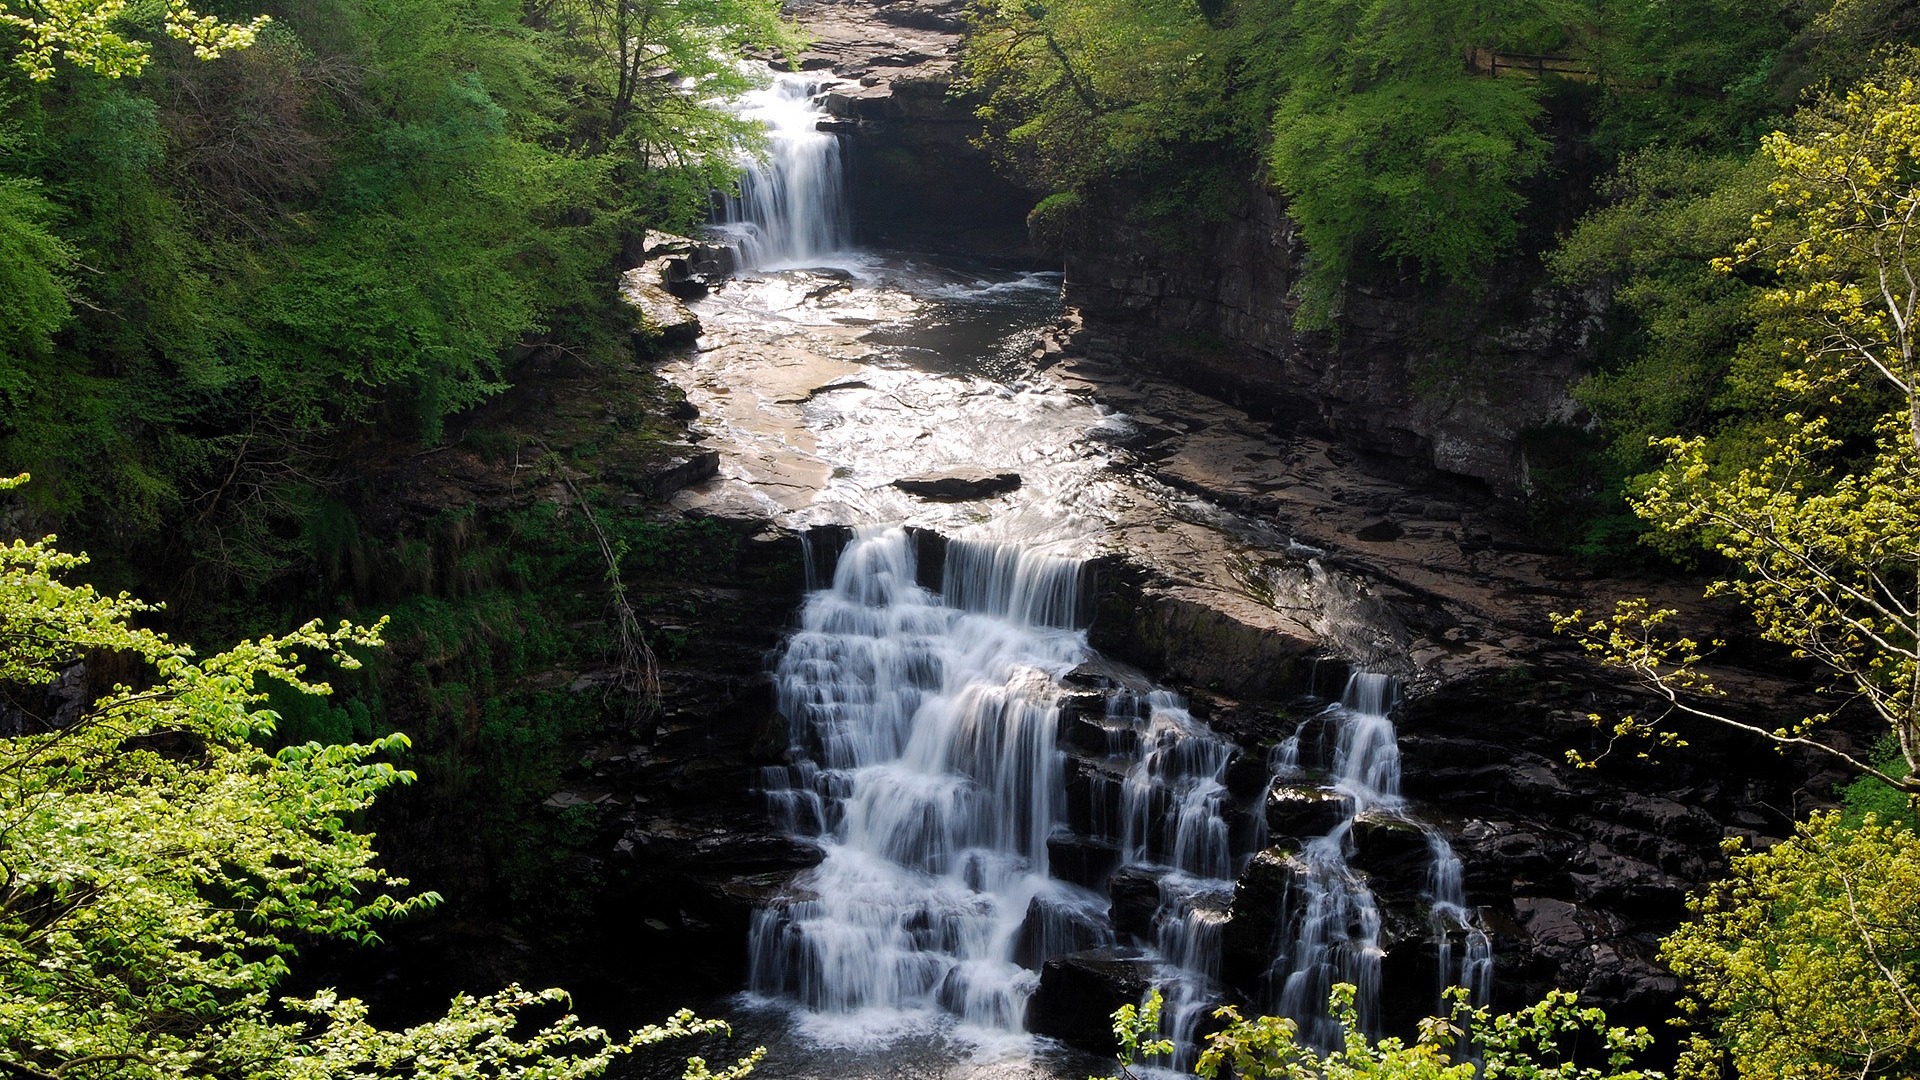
(1661, 814), (1920, 1080)
(1556, 49), (1920, 1080)
(960, 0), (1896, 325)
(1103, 986), (1659, 1080)
(1557, 55), (1920, 797)
(0, 475), (761, 1079)
(0, 0), (794, 592)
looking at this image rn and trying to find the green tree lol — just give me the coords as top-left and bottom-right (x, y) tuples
(1095, 985), (1658, 1080)
(1661, 814), (1920, 1079)
(0, 0), (267, 81)
(1555, 53), (1920, 796)
(0, 474), (761, 1080)
(1554, 50), (1920, 1080)
(963, 0), (1575, 325)
(0, 169), (70, 364)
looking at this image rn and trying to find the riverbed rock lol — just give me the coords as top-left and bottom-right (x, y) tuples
(892, 469), (1023, 500)
(619, 267), (702, 344)
(1027, 947), (1160, 1053)
(1266, 785), (1353, 841)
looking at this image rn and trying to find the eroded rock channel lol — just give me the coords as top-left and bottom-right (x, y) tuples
(598, 6), (1830, 1076)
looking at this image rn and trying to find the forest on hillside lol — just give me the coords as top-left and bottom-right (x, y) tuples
(4, 0), (1920, 1078)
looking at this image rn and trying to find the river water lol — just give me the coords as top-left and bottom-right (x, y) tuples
(657, 72), (1490, 1078)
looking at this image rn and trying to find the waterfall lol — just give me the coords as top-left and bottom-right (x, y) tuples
(1262, 673), (1490, 1048)
(752, 534), (1490, 1058)
(1427, 835), (1494, 1010)
(717, 73), (852, 268)
(749, 528), (1087, 1042)
(1105, 691), (1245, 1069)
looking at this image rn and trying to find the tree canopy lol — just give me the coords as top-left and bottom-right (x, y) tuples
(1556, 54), (1920, 796)
(0, 474), (762, 1080)
(1555, 51), (1920, 1079)
(1662, 813), (1920, 1080)
(0, 0), (795, 596)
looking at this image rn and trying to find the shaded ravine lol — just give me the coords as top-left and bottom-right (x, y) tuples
(665, 73), (1496, 1071)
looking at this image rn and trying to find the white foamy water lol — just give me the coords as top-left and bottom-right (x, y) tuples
(717, 74), (853, 268)
(749, 529), (1088, 1046)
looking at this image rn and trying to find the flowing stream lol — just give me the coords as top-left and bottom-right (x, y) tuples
(683, 71), (1490, 1074)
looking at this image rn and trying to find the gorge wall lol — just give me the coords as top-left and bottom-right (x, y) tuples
(332, 3), (1840, 1065)
(1059, 186), (1602, 499)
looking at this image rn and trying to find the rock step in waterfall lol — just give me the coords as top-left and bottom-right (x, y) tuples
(747, 528), (1494, 1055)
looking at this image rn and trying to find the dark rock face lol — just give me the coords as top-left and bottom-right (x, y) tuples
(1221, 846), (1307, 987)
(1048, 833), (1122, 891)
(1386, 673), (1825, 1024)
(1060, 183), (1600, 498)
(1349, 811), (1432, 900)
(1106, 866), (1163, 940)
(893, 469), (1023, 500)
(1027, 947), (1161, 1053)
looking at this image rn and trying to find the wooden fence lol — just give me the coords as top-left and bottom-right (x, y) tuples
(1466, 47), (1659, 89)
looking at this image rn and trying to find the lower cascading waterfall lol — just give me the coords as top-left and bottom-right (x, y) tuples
(1263, 673), (1493, 1047)
(749, 528), (1491, 1057)
(1428, 835), (1495, 1009)
(748, 527), (1089, 1042)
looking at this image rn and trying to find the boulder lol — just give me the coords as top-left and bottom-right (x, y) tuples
(1107, 865), (1162, 940)
(1027, 946), (1159, 1053)
(1013, 890), (1114, 969)
(1266, 785), (1353, 841)
(892, 469), (1023, 500)
(1349, 812), (1431, 900)
(619, 267), (701, 345)
(637, 446), (720, 501)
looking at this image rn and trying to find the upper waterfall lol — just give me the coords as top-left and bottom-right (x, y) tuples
(717, 73), (853, 268)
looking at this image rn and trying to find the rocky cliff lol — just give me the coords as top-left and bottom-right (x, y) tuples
(1060, 184), (1601, 499)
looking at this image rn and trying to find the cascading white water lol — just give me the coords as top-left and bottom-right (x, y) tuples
(717, 74), (852, 268)
(1118, 694), (1236, 879)
(1104, 691), (1246, 1068)
(749, 528), (1088, 1043)
(755, 537), (1495, 1058)
(1263, 673), (1490, 1048)
(1427, 835), (1494, 1010)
